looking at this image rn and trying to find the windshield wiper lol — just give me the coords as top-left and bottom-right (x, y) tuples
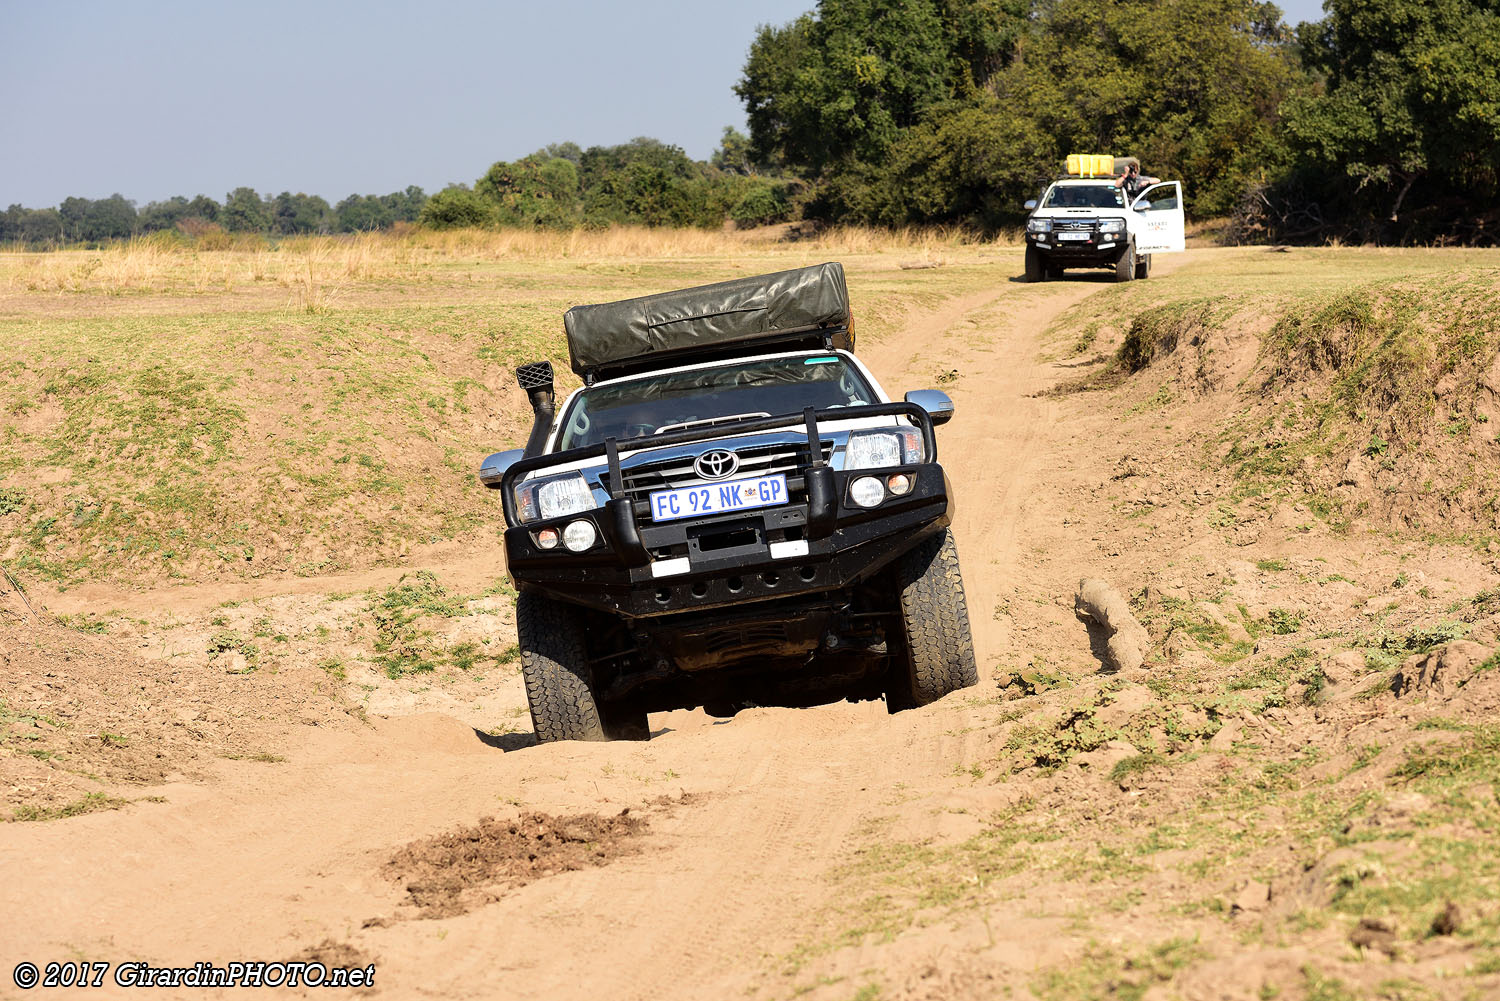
(654, 412), (772, 435)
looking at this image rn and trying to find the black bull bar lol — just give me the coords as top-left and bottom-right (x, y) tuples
(498, 403), (938, 565)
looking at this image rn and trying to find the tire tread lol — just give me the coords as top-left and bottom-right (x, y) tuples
(891, 529), (979, 709)
(517, 591), (608, 742)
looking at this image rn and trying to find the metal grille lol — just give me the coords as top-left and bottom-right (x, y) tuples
(1054, 219), (1097, 231)
(515, 360), (554, 390)
(600, 440), (834, 500)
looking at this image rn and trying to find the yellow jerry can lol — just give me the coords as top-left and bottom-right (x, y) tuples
(1066, 154), (1116, 176)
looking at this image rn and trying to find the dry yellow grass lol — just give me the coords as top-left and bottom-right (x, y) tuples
(0, 225), (1014, 299)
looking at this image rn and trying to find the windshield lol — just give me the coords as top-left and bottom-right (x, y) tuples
(557, 354), (876, 450)
(1042, 184), (1125, 209)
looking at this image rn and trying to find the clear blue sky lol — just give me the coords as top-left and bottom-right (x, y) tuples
(0, 0), (1329, 209)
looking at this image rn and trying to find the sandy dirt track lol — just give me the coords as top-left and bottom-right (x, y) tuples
(5, 253), (1498, 1001)
(0, 264), (1090, 999)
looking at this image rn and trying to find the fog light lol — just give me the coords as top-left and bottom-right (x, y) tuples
(563, 519), (597, 552)
(886, 473), (913, 496)
(536, 527), (561, 550)
(850, 475), (884, 509)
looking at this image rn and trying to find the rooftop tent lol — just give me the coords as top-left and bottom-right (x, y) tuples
(563, 262), (853, 380)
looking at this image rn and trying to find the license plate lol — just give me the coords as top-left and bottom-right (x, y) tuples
(1058, 232), (1091, 241)
(649, 474), (787, 522)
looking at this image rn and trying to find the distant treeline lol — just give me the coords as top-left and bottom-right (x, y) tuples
(419, 137), (791, 232)
(1, 188), (428, 246)
(6, 0), (1496, 246)
(0, 136), (790, 248)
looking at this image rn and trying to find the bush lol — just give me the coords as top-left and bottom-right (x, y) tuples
(730, 185), (791, 228)
(419, 187), (496, 230)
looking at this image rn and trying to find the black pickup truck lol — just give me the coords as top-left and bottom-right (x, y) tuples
(480, 263), (977, 741)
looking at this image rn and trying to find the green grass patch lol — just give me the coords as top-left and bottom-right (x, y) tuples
(9, 792), (129, 822)
(1032, 938), (1205, 1001)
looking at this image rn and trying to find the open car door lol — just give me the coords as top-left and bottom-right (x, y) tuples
(1131, 181), (1185, 254)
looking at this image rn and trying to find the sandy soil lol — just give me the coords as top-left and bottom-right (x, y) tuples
(3, 252), (1498, 1000)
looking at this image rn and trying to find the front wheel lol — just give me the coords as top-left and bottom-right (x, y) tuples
(887, 529), (979, 712)
(1134, 253), (1152, 280)
(1024, 244), (1046, 283)
(1114, 242), (1136, 283)
(517, 592), (647, 742)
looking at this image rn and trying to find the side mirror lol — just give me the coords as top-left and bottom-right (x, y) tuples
(479, 448), (525, 489)
(1023, 199), (1037, 211)
(905, 390), (954, 426)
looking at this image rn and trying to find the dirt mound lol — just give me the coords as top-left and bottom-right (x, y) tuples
(1392, 639), (1495, 696)
(385, 808), (651, 918)
(0, 602), (354, 821)
(289, 939), (377, 970)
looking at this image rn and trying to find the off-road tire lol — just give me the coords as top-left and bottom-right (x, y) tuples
(1024, 244), (1046, 283)
(1114, 242), (1136, 283)
(1134, 253), (1151, 280)
(517, 591), (624, 742)
(888, 528), (978, 712)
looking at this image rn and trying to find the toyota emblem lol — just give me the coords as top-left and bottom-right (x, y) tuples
(694, 449), (740, 480)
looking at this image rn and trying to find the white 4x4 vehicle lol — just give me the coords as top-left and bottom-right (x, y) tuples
(1023, 176), (1185, 283)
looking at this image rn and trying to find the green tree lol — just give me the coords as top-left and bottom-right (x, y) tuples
(476, 156), (581, 228)
(711, 126), (757, 175)
(270, 192), (331, 234)
(736, 1), (956, 173)
(334, 193), (391, 231)
(868, 97), (1055, 226)
(222, 187), (270, 232)
(82, 194), (138, 240)
(185, 194), (220, 223)
(730, 182), (793, 227)
(419, 185), (495, 229)
(938, 0), (1028, 92)
(1282, 0), (1500, 223)
(577, 138), (704, 226)
(139, 196), (191, 232)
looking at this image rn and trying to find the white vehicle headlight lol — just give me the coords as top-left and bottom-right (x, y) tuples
(1026, 218), (1052, 233)
(515, 472), (596, 523)
(1098, 218), (1126, 233)
(562, 519), (597, 552)
(850, 476), (885, 509)
(845, 428), (924, 470)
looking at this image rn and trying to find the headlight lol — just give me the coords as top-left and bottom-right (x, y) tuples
(1098, 218), (1125, 233)
(850, 476), (885, 509)
(845, 428), (924, 470)
(562, 519), (597, 552)
(1026, 217), (1052, 233)
(515, 472), (596, 523)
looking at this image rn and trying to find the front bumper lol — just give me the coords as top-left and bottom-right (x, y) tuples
(505, 464), (950, 617)
(497, 403), (949, 618)
(1027, 232), (1128, 264)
